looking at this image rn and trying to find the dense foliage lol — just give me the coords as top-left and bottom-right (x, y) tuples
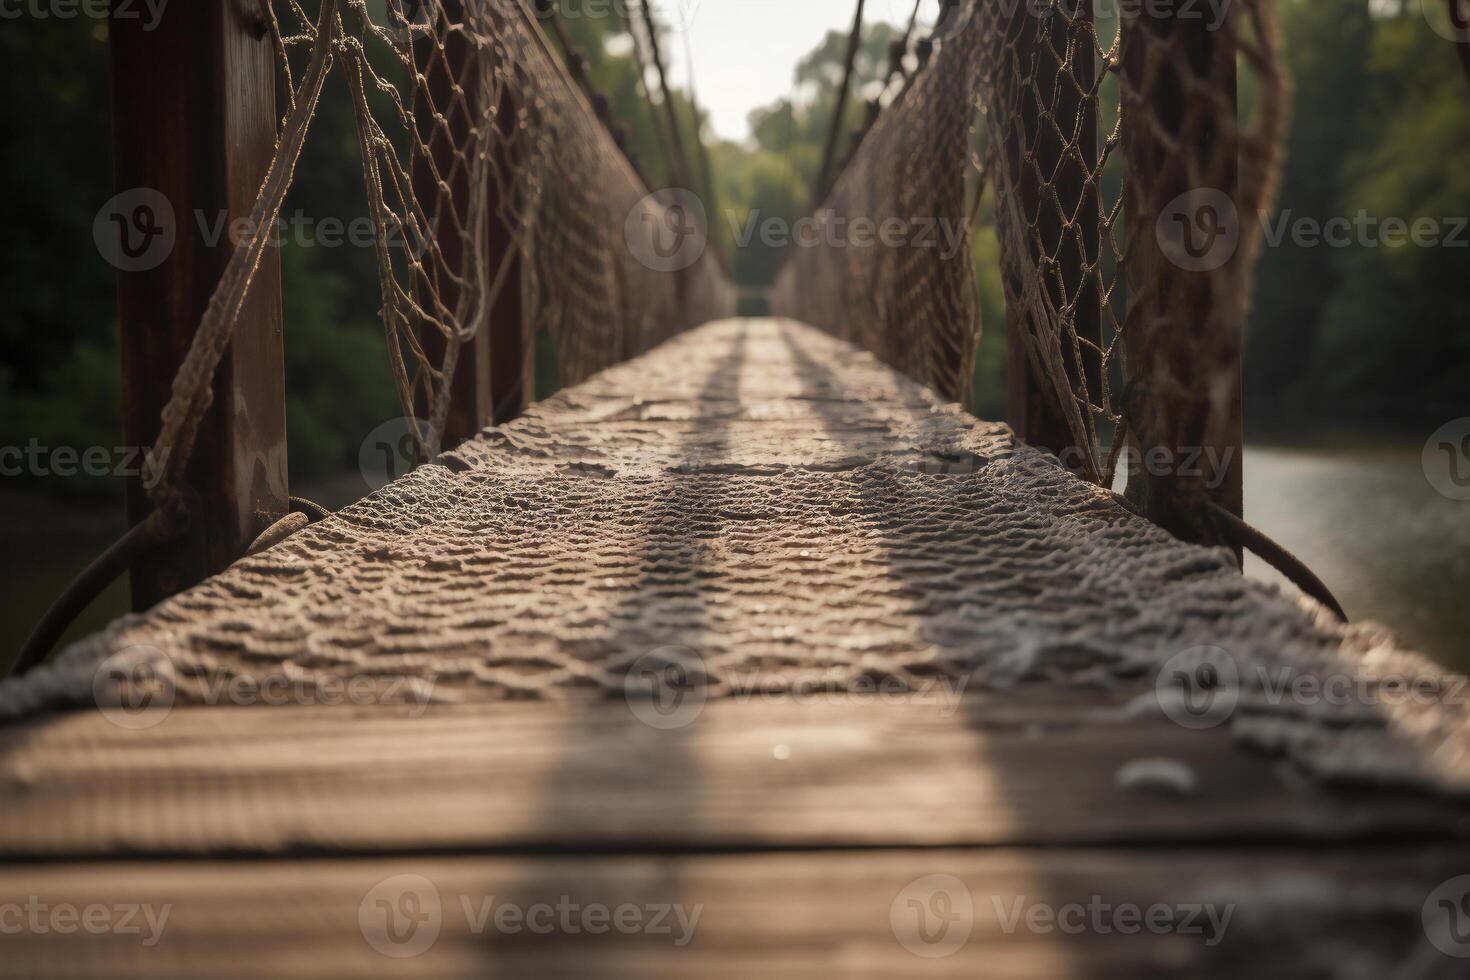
(1248, 0), (1470, 435)
(1, 1), (1464, 503)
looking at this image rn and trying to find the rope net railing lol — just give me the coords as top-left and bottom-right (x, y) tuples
(774, 0), (1285, 524)
(10, 0), (734, 677)
(144, 0), (733, 527)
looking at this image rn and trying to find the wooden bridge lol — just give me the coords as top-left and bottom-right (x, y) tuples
(4, 318), (1469, 976)
(5, 1), (1470, 976)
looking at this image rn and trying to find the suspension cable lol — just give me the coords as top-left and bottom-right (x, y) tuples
(814, 0), (867, 207)
(624, 2), (680, 188)
(677, 27), (721, 250)
(10, 515), (178, 678)
(633, 0), (692, 189)
(1205, 501), (1349, 623)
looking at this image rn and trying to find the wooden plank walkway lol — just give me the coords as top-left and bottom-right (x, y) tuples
(2, 319), (1468, 976)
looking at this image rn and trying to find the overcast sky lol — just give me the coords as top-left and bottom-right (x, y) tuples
(650, 0), (942, 141)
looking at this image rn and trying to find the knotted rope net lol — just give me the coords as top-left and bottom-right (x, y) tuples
(142, 0), (733, 526)
(775, 0), (1284, 504)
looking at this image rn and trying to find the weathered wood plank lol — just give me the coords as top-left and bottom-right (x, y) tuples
(0, 848), (1458, 978)
(1, 698), (1464, 859)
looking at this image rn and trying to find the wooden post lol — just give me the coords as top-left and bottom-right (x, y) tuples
(1006, 0), (1101, 470)
(109, 0), (288, 609)
(1120, 2), (1242, 556)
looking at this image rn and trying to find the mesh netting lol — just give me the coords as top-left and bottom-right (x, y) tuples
(143, 0), (733, 522)
(774, 0), (1284, 498)
(772, 9), (983, 407)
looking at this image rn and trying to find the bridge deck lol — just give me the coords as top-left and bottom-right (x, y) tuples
(2, 319), (1467, 976)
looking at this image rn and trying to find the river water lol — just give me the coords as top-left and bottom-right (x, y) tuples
(1243, 446), (1469, 672)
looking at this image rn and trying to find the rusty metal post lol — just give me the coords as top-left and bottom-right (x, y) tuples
(109, 0), (288, 609)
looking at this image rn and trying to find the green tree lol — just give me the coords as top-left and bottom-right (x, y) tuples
(1247, 0), (1470, 435)
(1314, 7), (1470, 428)
(1245, 0), (1375, 433)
